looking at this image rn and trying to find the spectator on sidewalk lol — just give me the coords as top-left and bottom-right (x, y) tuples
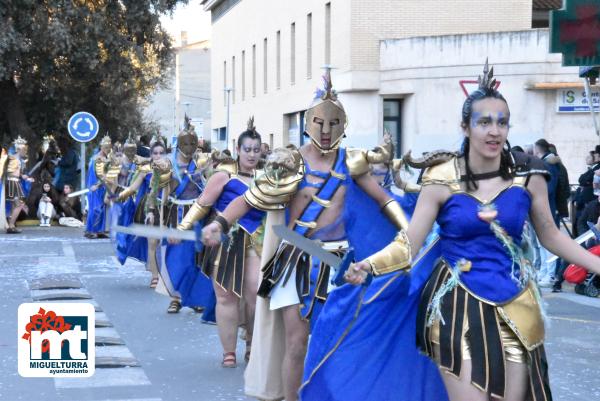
(58, 183), (82, 221)
(137, 134), (151, 158)
(35, 182), (59, 226)
(53, 137), (80, 192)
(575, 149), (600, 215)
(534, 139), (560, 286)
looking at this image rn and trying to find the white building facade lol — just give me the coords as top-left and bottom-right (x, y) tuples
(144, 40), (212, 142)
(203, 0), (534, 152)
(380, 28), (599, 178)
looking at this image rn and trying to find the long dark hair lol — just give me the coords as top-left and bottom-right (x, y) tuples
(461, 88), (513, 191)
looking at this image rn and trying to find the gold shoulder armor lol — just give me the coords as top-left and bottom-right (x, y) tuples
(345, 148), (370, 177)
(6, 155), (20, 176)
(420, 156), (461, 192)
(194, 152), (212, 171)
(134, 155), (151, 165)
(138, 162), (152, 174)
(215, 159), (237, 176)
(151, 158), (173, 188)
(94, 157), (107, 180)
(244, 148), (304, 211)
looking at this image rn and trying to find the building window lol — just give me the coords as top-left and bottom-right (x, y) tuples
(232, 56), (236, 104)
(291, 22), (296, 85)
(325, 2), (331, 65)
(264, 37), (268, 94)
(223, 60), (227, 107)
(383, 99), (402, 157)
(307, 13), (312, 79)
(252, 44), (256, 97)
(242, 50), (246, 101)
(276, 31), (281, 89)
(286, 111), (306, 147)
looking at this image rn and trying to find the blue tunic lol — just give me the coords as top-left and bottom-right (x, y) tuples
(437, 186), (531, 303)
(114, 168), (150, 265)
(214, 177), (265, 234)
(164, 159), (214, 317)
(85, 154), (107, 233)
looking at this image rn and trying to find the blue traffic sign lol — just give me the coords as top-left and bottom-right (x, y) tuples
(68, 112), (99, 143)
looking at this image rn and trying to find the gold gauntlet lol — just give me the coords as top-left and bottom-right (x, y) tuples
(117, 186), (135, 202)
(177, 202), (211, 230)
(365, 230), (411, 275)
(381, 199), (409, 231)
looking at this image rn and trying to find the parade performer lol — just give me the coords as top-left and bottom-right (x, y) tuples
(116, 137), (166, 287)
(112, 136), (151, 265)
(201, 69), (408, 401)
(145, 122), (213, 314)
(85, 134), (112, 239)
(344, 61), (600, 401)
(176, 118), (265, 368)
(2, 137), (34, 234)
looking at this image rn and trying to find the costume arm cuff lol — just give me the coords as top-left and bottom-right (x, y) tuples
(117, 186), (135, 202)
(365, 231), (411, 275)
(381, 198), (409, 231)
(177, 202), (211, 230)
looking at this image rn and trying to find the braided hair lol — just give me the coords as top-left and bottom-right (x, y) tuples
(460, 61), (513, 191)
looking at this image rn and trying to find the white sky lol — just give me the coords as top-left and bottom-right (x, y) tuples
(160, 2), (212, 46)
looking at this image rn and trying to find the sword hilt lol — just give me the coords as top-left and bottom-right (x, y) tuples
(331, 248), (373, 287)
(587, 222), (600, 241)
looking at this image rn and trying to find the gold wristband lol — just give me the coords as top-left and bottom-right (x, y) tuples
(177, 202), (211, 230)
(381, 199), (409, 231)
(365, 230), (412, 276)
(117, 187), (135, 202)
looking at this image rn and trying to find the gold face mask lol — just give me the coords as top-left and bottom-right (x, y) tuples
(304, 100), (347, 153)
(177, 134), (197, 159)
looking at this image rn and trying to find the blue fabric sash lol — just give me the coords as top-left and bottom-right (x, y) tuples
(174, 160), (196, 198)
(293, 148), (347, 237)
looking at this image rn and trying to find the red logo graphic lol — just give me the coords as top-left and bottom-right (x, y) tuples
(22, 308), (72, 353)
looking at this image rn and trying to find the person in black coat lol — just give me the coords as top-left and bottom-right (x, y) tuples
(576, 150), (600, 211)
(136, 134), (151, 158)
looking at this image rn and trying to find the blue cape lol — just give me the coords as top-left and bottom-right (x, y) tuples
(300, 183), (448, 401)
(85, 153), (107, 233)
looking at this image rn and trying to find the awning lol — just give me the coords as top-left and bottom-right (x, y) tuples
(525, 82), (600, 90)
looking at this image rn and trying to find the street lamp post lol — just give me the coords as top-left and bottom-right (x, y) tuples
(224, 87), (232, 151)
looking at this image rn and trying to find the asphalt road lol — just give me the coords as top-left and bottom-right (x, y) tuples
(1, 227), (599, 401)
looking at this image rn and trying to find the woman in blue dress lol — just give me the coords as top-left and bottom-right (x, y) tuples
(116, 138), (167, 287)
(177, 119), (265, 368)
(346, 62), (600, 401)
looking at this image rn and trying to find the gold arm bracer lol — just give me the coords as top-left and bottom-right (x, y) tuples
(117, 186), (136, 202)
(177, 202), (211, 230)
(365, 230), (411, 275)
(381, 198), (409, 231)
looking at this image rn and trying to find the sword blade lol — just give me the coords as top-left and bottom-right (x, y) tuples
(67, 188), (90, 197)
(113, 224), (197, 242)
(546, 228), (596, 264)
(272, 225), (342, 268)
